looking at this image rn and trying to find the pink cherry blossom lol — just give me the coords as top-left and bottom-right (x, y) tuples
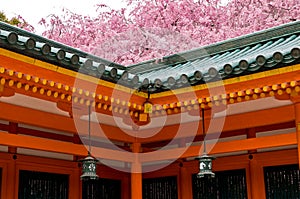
(38, 0), (300, 65)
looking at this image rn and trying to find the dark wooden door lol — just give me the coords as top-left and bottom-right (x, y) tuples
(264, 164), (300, 199)
(192, 169), (248, 199)
(82, 178), (121, 199)
(143, 176), (178, 199)
(18, 170), (69, 199)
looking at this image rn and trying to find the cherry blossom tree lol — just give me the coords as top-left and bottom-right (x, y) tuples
(0, 11), (34, 31)
(39, 0), (300, 65)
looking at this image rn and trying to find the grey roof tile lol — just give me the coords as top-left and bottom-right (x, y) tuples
(1, 21), (300, 93)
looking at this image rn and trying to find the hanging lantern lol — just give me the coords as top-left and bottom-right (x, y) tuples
(125, 88), (152, 126)
(80, 105), (99, 180)
(196, 153), (215, 178)
(144, 100), (153, 114)
(80, 155), (99, 180)
(197, 108), (216, 178)
(143, 86), (153, 114)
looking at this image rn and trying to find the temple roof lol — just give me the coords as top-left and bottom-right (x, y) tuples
(0, 21), (300, 93)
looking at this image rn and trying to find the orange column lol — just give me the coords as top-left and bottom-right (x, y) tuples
(7, 156), (16, 199)
(179, 163), (192, 199)
(293, 101), (300, 168)
(69, 167), (81, 199)
(178, 139), (192, 199)
(249, 156), (265, 199)
(8, 122), (18, 154)
(131, 142), (142, 199)
(247, 128), (257, 154)
(7, 123), (17, 199)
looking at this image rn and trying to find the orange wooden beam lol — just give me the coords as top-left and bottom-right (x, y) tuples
(210, 133), (296, 154)
(137, 105), (295, 143)
(139, 132), (297, 162)
(0, 52), (146, 108)
(0, 131), (134, 162)
(151, 65), (300, 104)
(0, 130), (295, 164)
(0, 101), (136, 142)
(0, 101), (295, 144)
(0, 53), (118, 98)
(0, 101), (76, 133)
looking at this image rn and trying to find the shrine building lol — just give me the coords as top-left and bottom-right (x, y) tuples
(0, 20), (300, 199)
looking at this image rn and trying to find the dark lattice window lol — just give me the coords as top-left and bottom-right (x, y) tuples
(82, 178), (121, 199)
(143, 176), (178, 199)
(192, 169), (248, 199)
(18, 170), (69, 199)
(264, 164), (300, 199)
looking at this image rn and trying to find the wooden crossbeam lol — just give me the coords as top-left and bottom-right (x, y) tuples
(139, 133), (297, 162)
(0, 131), (296, 163)
(0, 131), (134, 162)
(0, 101), (136, 142)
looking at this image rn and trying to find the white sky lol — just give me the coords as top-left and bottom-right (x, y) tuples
(1, 0), (229, 34)
(1, 0), (127, 34)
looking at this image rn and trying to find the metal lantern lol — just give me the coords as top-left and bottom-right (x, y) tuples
(80, 155), (99, 180)
(144, 100), (153, 114)
(80, 105), (99, 180)
(197, 153), (215, 178)
(197, 108), (216, 178)
(144, 88), (153, 114)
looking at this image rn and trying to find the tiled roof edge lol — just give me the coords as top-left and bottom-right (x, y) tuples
(127, 20), (300, 74)
(0, 22), (125, 70)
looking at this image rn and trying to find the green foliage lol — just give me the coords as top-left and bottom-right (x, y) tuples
(0, 12), (9, 22)
(0, 11), (21, 26)
(9, 17), (21, 26)
(0, 11), (34, 32)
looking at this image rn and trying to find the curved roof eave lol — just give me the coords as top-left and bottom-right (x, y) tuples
(0, 21), (300, 93)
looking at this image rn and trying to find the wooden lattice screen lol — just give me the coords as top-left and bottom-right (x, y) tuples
(82, 178), (121, 199)
(18, 170), (69, 199)
(264, 164), (300, 199)
(192, 169), (248, 199)
(143, 176), (178, 199)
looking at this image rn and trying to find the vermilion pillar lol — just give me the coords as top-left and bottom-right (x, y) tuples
(293, 100), (300, 169)
(6, 156), (16, 199)
(131, 142), (142, 199)
(179, 164), (192, 199)
(249, 156), (265, 199)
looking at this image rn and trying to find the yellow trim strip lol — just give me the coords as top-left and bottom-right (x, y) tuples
(151, 63), (300, 98)
(0, 48), (145, 96)
(1, 48), (300, 99)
